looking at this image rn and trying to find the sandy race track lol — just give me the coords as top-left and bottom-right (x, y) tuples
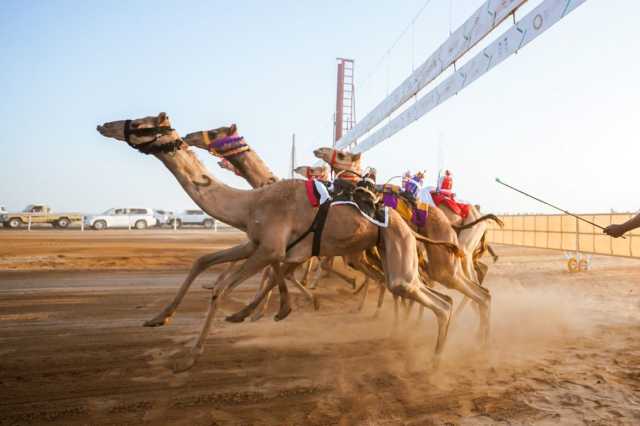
(1, 230), (639, 425)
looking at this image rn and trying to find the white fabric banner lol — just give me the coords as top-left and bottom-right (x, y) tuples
(354, 0), (587, 154)
(336, 0), (528, 151)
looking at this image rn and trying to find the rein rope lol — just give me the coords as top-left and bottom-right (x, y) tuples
(123, 120), (183, 155)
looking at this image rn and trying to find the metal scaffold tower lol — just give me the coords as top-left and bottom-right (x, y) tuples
(334, 58), (356, 145)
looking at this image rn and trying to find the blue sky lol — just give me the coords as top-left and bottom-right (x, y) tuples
(0, 1), (637, 214)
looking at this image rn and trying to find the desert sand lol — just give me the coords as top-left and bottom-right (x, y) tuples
(1, 230), (639, 425)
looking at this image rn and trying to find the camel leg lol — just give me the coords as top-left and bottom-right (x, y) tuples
(144, 241), (256, 327)
(355, 278), (370, 312)
(445, 272), (491, 344)
(249, 267), (272, 322)
(487, 244), (499, 263)
(404, 300), (414, 322)
(474, 260), (489, 285)
(174, 248), (278, 372)
(301, 258), (315, 286)
(453, 258), (488, 320)
(376, 285), (386, 310)
(271, 263), (293, 321)
(388, 278), (453, 362)
(416, 286), (453, 360)
(286, 276), (319, 310)
(307, 258), (324, 290)
(392, 295), (400, 329)
(216, 261), (237, 284)
(251, 288), (273, 322)
(452, 296), (471, 321)
(225, 263), (300, 323)
(321, 257), (357, 289)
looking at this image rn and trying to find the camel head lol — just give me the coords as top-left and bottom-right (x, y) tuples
(183, 124), (238, 152)
(96, 112), (183, 154)
(294, 165), (328, 181)
(313, 147), (361, 174)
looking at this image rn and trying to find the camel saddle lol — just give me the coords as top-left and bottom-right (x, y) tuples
(378, 184), (428, 228)
(288, 178), (388, 257)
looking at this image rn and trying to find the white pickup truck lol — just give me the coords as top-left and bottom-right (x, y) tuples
(85, 208), (158, 230)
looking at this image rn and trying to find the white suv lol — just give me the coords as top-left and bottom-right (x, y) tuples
(173, 209), (215, 228)
(85, 208), (158, 230)
(0, 206), (7, 225)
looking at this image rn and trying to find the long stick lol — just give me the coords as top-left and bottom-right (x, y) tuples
(495, 178), (623, 238)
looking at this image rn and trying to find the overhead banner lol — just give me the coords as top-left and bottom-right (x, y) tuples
(353, 0), (587, 154)
(336, 0), (528, 151)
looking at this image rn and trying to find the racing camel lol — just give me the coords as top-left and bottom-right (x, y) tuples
(419, 170), (502, 285)
(96, 112), (460, 370)
(184, 128), (390, 313)
(182, 128), (356, 318)
(184, 125), (492, 335)
(313, 147), (497, 319)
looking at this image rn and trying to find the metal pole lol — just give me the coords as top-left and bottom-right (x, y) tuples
(335, 60), (345, 143)
(81, 216), (84, 232)
(214, 220), (218, 232)
(290, 134), (296, 179)
(28, 216), (32, 232)
(496, 178), (624, 238)
(575, 215), (580, 259)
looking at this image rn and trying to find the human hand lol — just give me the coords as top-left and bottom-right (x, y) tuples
(603, 224), (627, 238)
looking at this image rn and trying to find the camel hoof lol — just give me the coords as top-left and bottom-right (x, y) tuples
(274, 306), (292, 322)
(201, 282), (215, 290)
(312, 297), (320, 311)
(349, 279), (357, 290)
(144, 315), (171, 327)
(225, 313), (246, 323)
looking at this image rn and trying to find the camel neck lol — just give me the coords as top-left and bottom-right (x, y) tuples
(156, 148), (251, 231)
(226, 146), (279, 189)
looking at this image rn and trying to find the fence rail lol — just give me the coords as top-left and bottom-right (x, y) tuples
(486, 213), (640, 258)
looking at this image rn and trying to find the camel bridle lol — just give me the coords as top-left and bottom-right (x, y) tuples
(204, 133), (250, 159)
(123, 120), (184, 155)
(329, 150), (362, 182)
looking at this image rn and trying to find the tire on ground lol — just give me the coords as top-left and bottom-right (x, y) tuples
(56, 217), (71, 228)
(7, 218), (22, 229)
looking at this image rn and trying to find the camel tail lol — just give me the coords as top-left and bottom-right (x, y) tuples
(412, 231), (464, 259)
(453, 214), (504, 231)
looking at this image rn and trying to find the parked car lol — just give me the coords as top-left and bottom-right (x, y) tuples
(172, 209), (215, 228)
(1, 204), (82, 229)
(153, 209), (175, 227)
(85, 208), (158, 230)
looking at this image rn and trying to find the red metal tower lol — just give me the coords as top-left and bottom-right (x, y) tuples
(334, 58), (356, 145)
